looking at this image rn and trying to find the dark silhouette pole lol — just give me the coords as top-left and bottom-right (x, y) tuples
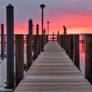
(1, 24), (4, 60)
(29, 19), (33, 35)
(40, 4), (46, 51)
(47, 21), (50, 35)
(53, 32), (54, 42)
(6, 4), (14, 89)
(15, 35), (24, 86)
(58, 31), (60, 35)
(36, 24), (39, 35)
(63, 25), (67, 35)
(27, 19), (33, 69)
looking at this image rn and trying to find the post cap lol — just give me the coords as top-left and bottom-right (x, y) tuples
(7, 4), (14, 8)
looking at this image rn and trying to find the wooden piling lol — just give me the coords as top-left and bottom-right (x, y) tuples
(46, 35), (48, 43)
(34, 35), (39, 60)
(67, 35), (71, 55)
(69, 35), (74, 60)
(26, 35), (32, 69)
(1, 24), (4, 60)
(61, 35), (63, 48)
(66, 35), (69, 54)
(15, 35), (24, 86)
(73, 35), (79, 69)
(43, 29), (46, 46)
(39, 35), (42, 53)
(53, 32), (54, 41)
(85, 35), (92, 83)
(36, 24), (39, 35)
(63, 35), (67, 51)
(29, 19), (33, 35)
(6, 4), (14, 89)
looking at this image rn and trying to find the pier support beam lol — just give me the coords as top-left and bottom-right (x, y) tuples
(69, 35), (74, 60)
(6, 4), (14, 89)
(53, 32), (54, 42)
(34, 26), (40, 60)
(85, 35), (92, 83)
(36, 24), (39, 35)
(34, 35), (39, 60)
(26, 19), (33, 69)
(26, 35), (32, 69)
(73, 35), (79, 69)
(15, 35), (24, 86)
(1, 24), (4, 60)
(29, 19), (33, 35)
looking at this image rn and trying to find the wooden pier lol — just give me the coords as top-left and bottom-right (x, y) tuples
(14, 41), (92, 92)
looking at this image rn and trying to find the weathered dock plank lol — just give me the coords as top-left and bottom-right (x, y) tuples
(14, 41), (92, 92)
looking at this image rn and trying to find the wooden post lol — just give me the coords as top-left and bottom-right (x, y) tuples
(69, 35), (74, 60)
(1, 24), (4, 60)
(26, 35), (32, 69)
(43, 29), (46, 46)
(66, 35), (68, 54)
(67, 35), (70, 55)
(39, 35), (42, 53)
(53, 32), (54, 41)
(46, 35), (48, 43)
(15, 35), (24, 86)
(57, 31), (59, 44)
(6, 4), (14, 89)
(34, 25), (40, 60)
(73, 35), (79, 69)
(34, 35), (39, 60)
(26, 19), (33, 69)
(85, 35), (92, 83)
(63, 35), (67, 50)
(36, 24), (39, 35)
(29, 19), (33, 35)
(61, 35), (63, 48)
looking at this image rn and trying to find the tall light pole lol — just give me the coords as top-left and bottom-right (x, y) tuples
(47, 21), (50, 35)
(40, 4), (46, 51)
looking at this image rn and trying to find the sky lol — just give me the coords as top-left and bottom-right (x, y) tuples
(0, 0), (92, 34)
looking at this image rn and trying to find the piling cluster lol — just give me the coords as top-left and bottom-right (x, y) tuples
(57, 33), (92, 84)
(5, 4), (48, 89)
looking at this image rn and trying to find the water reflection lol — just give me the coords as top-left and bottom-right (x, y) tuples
(79, 35), (86, 76)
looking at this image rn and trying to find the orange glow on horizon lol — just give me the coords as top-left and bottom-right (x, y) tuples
(1, 13), (92, 34)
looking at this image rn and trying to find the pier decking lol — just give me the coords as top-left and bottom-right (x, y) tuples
(14, 41), (92, 92)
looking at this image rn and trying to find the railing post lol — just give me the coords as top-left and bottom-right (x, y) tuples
(61, 35), (63, 47)
(63, 35), (67, 50)
(26, 19), (33, 69)
(34, 25), (40, 60)
(46, 35), (48, 43)
(29, 19), (33, 35)
(15, 35), (24, 86)
(26, 35), (32, 69)
(53, 32), (54, 41)
(36, 24), (39, 35)
(85, 34), (92, 83)
(73, 35), (79, 69)
(67, 35), (70, 55)
(39, 35), (42, 52)
(34, 35), (39, 60)
(1, 24), (4, 60)
(44, 29), (47, 45)
(6, 4), (14, 89)
(66, 35), (69, 54)
(69, 35), (74, 60)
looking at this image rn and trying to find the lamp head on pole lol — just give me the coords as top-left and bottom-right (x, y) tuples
(40, 4), (46, 9)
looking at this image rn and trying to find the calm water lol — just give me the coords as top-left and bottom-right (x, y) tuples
(0, 35), (86, 87)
